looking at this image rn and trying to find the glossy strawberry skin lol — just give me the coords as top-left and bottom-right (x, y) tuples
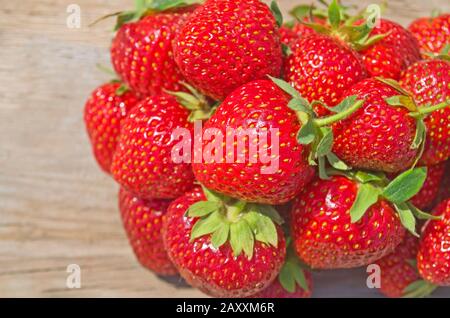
(376, 234), (420, 298)
(279, 26), (299, 48)
(410, 163), (446, 210)
(434, 160), (450, 206)
(408, 14), (450, 58)
(286, 34), (367, 116)
(111, 94), (195, 200)
(111, 8), (195, 98)
(163, 188), (286, 297)
(84, 83), (140, 173)
(291, 176), (405, 269)
(173, 0), (283, 101)
(248, 272), (313, 298)
(399, 59), (450, 165)
(119, 187), (177, 276)
(192, 80), (316, 205)
(279, 18), (325, 49)
(358, 19), (421, 80)
(332, 78), (418, 173)
(291, 17), (325, 38)
(417, 199), (450, 286)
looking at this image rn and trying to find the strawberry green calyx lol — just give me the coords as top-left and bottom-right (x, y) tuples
(91, 0), (204, 30)
(187, 186), (284, 260)
(300, 0), (387, 51)
(378, 77), (450, 164)
(289, 0), (352, 22)
(403, 280), (438, 298)
(270, 1), (283, 28)
(279, 241), (310, 293)
(423, 44), (450, 61)
(166, 82), (216, 121)
(269, 76), (363, 179)
(402, 259), (439, 298)
(340, 167), (438, 236)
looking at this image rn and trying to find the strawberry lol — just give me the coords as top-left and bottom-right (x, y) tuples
(173, 0), (283, 101)
(376, 234), (421, 298)
(410, 163), (446, 210)
(249, 271), (312, 298)
(193, 79), (364, 205)
(408, 13), (450, 58)
(332, 78), (421, 173)
(163, 187), (287, 297)
(119, 187), (177, 276)
(417, 198), (450, 286)
(249, 241), (313, 298)
(434, 160), (450, 205)
(357, 19), (421, 80)
(279, 17), (326, 49)
(285, 34), (367, 116)
(291, 175), (406, 269)
(111, 3), (198, 97)
(111, 94), (195, 200)
(84, 82), (139, 173)
(279, 26), (299, 49)
(295, 3), (420, 81)
(399, 59), (450, 165)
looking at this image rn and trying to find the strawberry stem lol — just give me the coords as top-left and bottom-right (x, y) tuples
(314, 99), (364, 127)
(412, 100), (449, 117)
(226, 201), (247, 223)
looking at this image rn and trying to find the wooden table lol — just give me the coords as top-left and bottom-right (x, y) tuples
(1, 0), (449, 298)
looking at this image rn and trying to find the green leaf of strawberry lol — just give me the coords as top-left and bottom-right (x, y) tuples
(296, 119), (316, 145)
(382, 167), (427, 204)
(326, 152), (350, 171)
(270, 1), (283, 28)
(393, 202), (418, 236)
(328, 0), (341, 29)
(187, 201), (223, 217)
(316, 127), (334, 157)
(403, 280), (438, 298)
(190, 211), (225, 241)
(187, 187), (284, 259)
(350, 183), (381, 223)
(211, 223), (230, 248)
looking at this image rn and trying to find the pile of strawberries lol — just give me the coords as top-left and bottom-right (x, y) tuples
(84, 0), (450, 298)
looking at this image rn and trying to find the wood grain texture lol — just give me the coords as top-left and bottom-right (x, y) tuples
(0, 0), (449, 298)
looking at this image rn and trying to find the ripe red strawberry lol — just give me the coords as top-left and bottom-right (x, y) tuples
(173, 0), (283, 101)
(399, 59), (450, 165)
(410, 163), (446, 210)
(285, 34), (367, 116)
(434, 160), (450, 205)
(408, 14), (450, 58)
(193, 78), (366, 204)
(84, 82), (139, 173)
(249, 271), (313, 298)
(417, 198), (450, 286)
(192, 79), (316, 205)
(111, 6), (197, 97)
(357, 19), (421, 80)
(111, 94), (195, 200)
(119, 187), (177, 276)
(332, 78), (419, 173)
(376, 234), (421, 298)
(291, 176), (405, 269)
(163, 187), (286, 297)
(279, 26), (299, 48)
(280, 17), (326, 48)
